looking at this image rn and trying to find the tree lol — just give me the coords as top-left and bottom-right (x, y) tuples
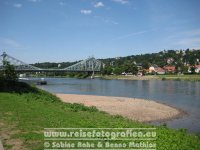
(175, 60), (184, 73)
(113, 67), (122, 75)
(130, 65), (138, 75)
(102, 65), (113, 75)
(182, 66), (189, 74)
(142, 62), (149, 69)
(121, 62), (138, 75)
(190, 66), (196, 74)
(1, 61), (17, 81)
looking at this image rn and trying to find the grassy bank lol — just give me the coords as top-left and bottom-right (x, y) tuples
(101, 75), (159, 80)
(158, 74), (200, 82)
(101, 74), (200, 82)
(0, 82), (200, 149)
(26, 73), (91, 79)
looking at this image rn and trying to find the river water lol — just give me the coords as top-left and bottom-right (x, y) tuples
(32, 77), (200, 133)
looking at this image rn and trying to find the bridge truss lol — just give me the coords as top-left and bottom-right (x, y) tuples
(0, 52), (41, 71)
(0, 52), (102, 72)
(63, 57), (101, 72)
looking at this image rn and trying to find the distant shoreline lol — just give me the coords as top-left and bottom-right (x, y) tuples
(101, 75), (159, 80)
(56, 93), (186, 123)
(101, 74), (200, 82)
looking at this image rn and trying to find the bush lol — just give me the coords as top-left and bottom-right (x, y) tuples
(68, 103), (98, 112)
(0, 79), (39, 94)
(0, 61), (17, 81)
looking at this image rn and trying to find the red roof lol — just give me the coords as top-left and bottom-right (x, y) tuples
(155, 67), (165, 72)
(163, 66), (176, 71)
(195, 65), (200, 68)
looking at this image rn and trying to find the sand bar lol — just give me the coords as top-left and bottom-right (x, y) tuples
(56, 94), (185, 122)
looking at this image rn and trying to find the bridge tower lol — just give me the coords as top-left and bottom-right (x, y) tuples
(1, 52), (7, 68)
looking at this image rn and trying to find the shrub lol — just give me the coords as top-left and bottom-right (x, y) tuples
(0, 61), (17, 81)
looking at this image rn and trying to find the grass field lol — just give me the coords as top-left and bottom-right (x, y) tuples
(0, 83), (200, 149)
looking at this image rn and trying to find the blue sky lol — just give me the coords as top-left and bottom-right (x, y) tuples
(0, 0), (200, 63)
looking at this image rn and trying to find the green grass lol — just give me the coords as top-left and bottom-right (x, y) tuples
(102, 74), (200, 82)
(158, 74), (200, 82)
(101, 75), (159, 80)
(0, 83), (200, 149)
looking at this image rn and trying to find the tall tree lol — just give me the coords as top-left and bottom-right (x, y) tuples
(1, 61), (17, 81)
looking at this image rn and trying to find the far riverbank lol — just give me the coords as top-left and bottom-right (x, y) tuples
(101, 74), (200, 81)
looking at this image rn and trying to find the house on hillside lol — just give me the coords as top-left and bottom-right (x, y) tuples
(195, 65), (200, 73)
(148, 65), (156, 73)
(163, 66), (176, 73)
(187, 65), (200, 73)
(155, 67), (165, 74)
(167, 58), (174, 64)
(148, 65), (165, 74)
(136, 63), (143, 71)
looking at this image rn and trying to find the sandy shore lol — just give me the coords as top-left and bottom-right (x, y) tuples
(56, 94), (185, 122)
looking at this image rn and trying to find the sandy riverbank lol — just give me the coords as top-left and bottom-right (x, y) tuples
(56, 94), (185, 122)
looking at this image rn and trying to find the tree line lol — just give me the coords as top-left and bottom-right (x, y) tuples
(100, 49), (200, 75)
(31, 49), (200, 75)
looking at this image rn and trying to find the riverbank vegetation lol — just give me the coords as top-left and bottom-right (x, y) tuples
(0, 80), (200, 149)
(100, 74), (200, 82)
(101, 75), (159, 80)
(28, 49), (200, 81)
(158, 74), (200, 81)
(26, 72), (91, 79)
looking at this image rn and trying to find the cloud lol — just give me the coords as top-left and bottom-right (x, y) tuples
(59, 2), (65, 6)
(111, 0), (129, 4)
(94, 16), (119, 25)
(113, 31), (147, 40)
(94, 2), (104, 8)
(28, 0), (41, 2)
(80, 9), (92, 15)
(13, 3), (22, 8)
(165, 28), (200, 49)
(183, 29), (200, 36)
(177, 38), (200, 46)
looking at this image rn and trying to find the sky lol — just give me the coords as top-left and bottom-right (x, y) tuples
(0, 0), (200, 63)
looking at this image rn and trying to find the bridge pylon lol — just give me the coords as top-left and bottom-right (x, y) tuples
(0, 52), (41, 71)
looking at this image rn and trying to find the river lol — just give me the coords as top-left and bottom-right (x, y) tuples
(28, 77), (200, 133)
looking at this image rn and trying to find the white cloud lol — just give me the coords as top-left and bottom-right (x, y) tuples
(80, 9), (92, 15)
(94, 2), (104, 8)
(177, 38), (200, 46)
(94, 16), (119, 25)
(28, 0), (41, 2)
(111, 0), (129, 4)
(13, 3), (22, 8)
(166, 29), (200, 48)
(59, 2), (65, 6)
(113, 31), (147, 40)
(184, 29), (200, 36)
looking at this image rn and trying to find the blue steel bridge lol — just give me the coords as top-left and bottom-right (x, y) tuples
(0, 52), (102, 73)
